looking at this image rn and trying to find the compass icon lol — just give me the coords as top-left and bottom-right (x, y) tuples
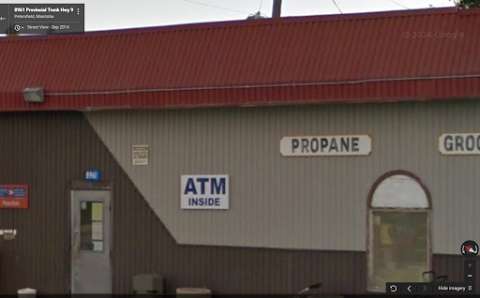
(461, 240), (479, 257)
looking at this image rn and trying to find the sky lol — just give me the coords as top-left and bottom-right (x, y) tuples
(2, 0), (455, 31)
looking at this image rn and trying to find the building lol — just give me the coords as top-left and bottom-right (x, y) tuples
(0, 7), (479, 295)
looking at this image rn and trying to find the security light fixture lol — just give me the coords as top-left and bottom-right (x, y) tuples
(23, 87), (44, 103)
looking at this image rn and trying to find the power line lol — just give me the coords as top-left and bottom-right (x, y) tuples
(331, 0), (343, 13)
(46, 73), (480, 97)
(181, 0), (248, 15)
(388, 0), (410, 9)
(258, 0), (264, 12)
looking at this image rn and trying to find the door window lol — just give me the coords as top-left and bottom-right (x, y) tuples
(80, 201), (104, 252)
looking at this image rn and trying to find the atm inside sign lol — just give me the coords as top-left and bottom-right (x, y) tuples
(0, 185), (28, 209)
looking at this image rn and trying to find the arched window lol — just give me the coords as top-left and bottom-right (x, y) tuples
(367, 171), (431, 292)
(371, 174), (430, 208)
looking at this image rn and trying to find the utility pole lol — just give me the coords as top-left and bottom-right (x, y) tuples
(272, 0), (282, 18)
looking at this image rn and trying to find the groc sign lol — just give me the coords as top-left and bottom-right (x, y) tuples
(439, 133), (480, 155)
(280, 135), (371, 157)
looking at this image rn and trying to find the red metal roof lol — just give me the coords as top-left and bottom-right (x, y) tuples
(0, 7), (480, 111)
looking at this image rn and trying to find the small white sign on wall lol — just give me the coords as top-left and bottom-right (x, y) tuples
(132, 144), (149, 165)
(439, 133), (480, 155)
(181, 175), (229, 210)
(280, 135), (372, 156)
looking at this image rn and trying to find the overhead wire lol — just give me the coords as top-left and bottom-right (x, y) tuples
(181, 0), (248, 15)
(46, 73), (480, 97)
(331, 0), (343, 13)
(388, 0), (410, 9)
(258, 0), (264, 12)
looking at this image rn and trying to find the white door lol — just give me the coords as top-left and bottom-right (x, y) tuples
(71, 190), (112, 294)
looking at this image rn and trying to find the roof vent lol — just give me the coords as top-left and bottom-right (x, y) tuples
(23, 87), (44, 103)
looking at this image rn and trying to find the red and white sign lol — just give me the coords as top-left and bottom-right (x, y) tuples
(0, 185), (29, 209)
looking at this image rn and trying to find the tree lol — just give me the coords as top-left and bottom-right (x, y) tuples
(456, 0), (480, 8)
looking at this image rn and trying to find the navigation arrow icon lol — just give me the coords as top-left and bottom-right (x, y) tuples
(407, 284), (413, 293)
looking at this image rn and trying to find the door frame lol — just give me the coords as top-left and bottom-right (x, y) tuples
(70, 182), (113, 294)
(366, 170), (432, 293)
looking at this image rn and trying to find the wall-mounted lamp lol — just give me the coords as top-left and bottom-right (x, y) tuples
(23, 87), (44, 103)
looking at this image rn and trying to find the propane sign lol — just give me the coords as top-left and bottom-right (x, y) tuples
(181, 175), (229, 210)
(280, 135), (371, 156)
(0, 185), (29, 209)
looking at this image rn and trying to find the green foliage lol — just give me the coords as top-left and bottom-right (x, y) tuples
(456, 0), (480, 8)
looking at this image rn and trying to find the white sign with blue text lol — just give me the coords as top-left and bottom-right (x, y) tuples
(181, 175), (229, 210)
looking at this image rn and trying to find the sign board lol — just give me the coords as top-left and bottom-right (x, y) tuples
(0, 229), (17, 240)
(181, 175), (229, 210)
(85, 169), (101, 182)
(0, 185), (28, 208)
(439, 133), (480, 155)
(132, 144), (149, 166)
(280, 135), (371, 156)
